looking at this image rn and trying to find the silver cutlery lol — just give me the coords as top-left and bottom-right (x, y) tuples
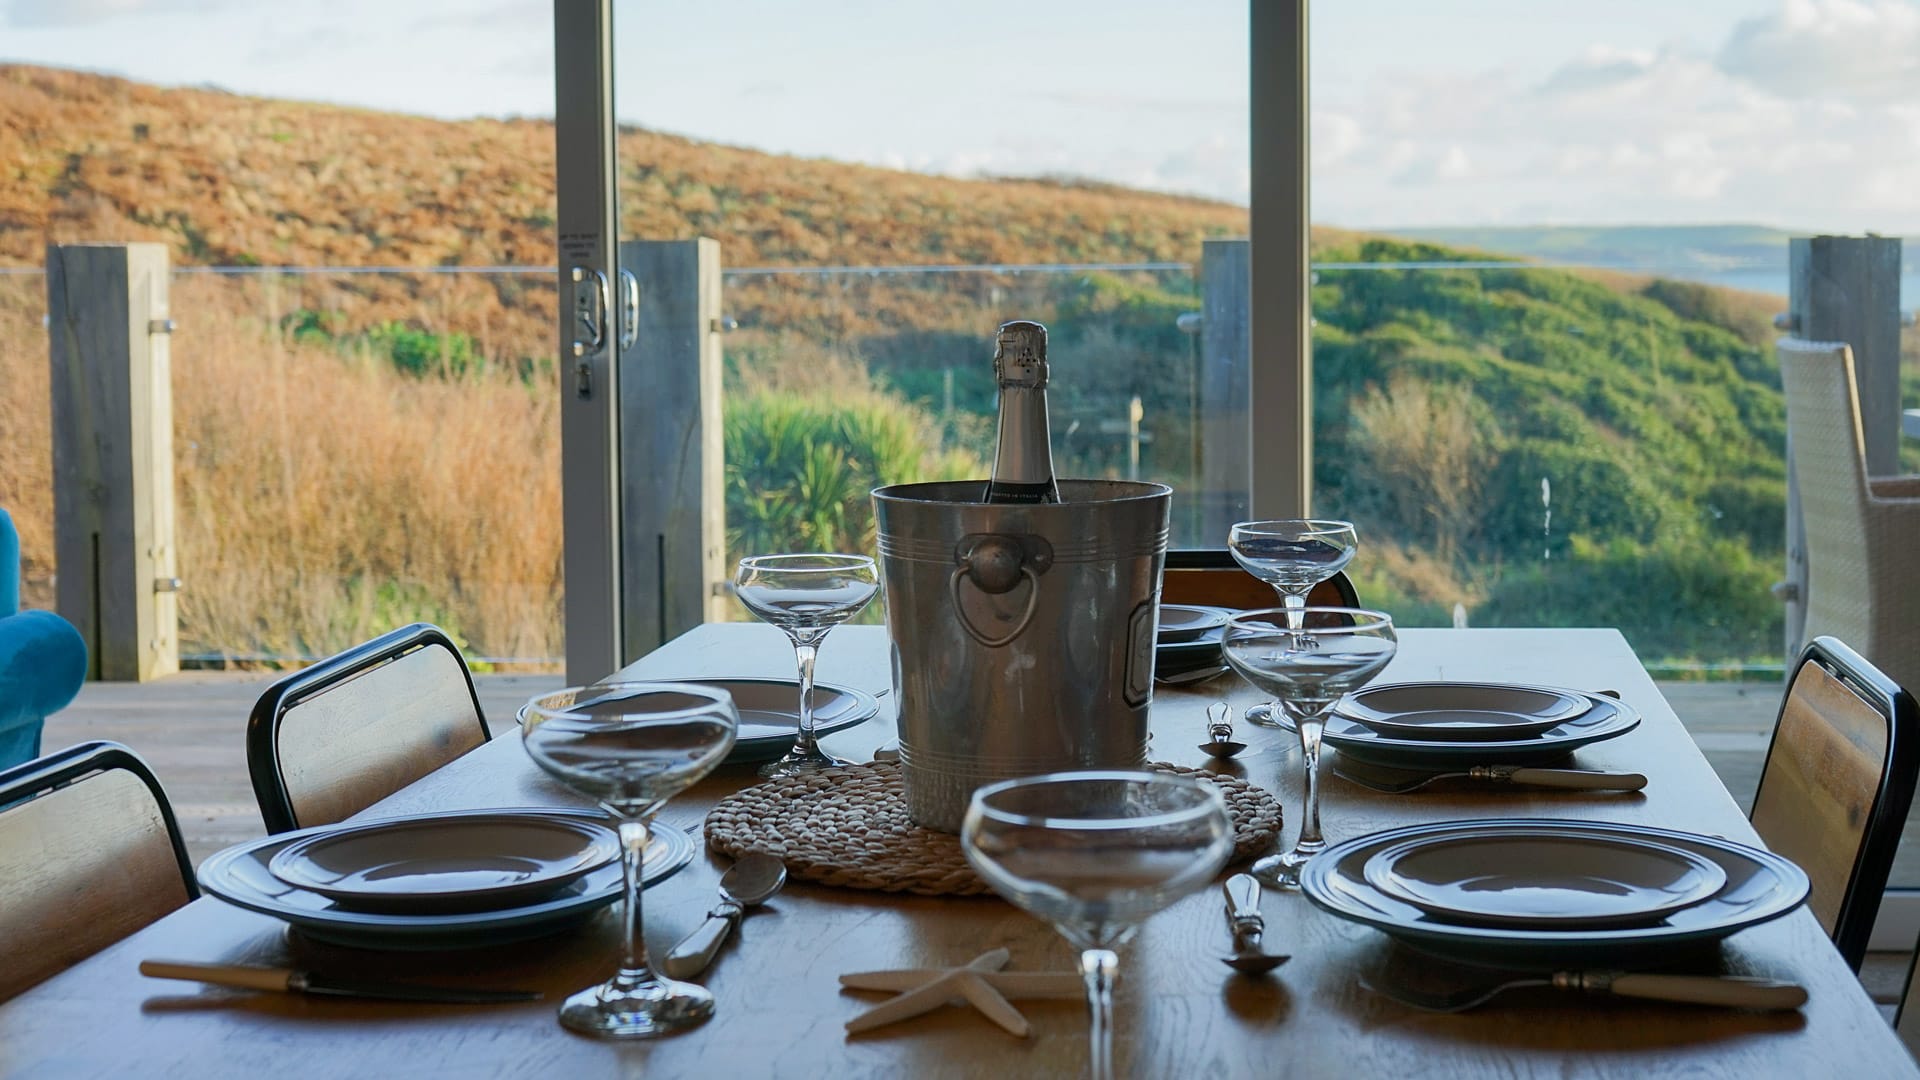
(1361, 968), (1807, 1013)
(663, 853), (788, 978)
(1335, 759), (1648, 794)
(1199, 702), (1247, 759)
(140, 960), (540, 1004)
(1219, 874), (1289, 975)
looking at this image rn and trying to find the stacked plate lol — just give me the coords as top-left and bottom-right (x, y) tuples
(1270, 681), (1641, 767)
(198, 808), (696, 950)
(518, 677), (880, 765)
(1302, 818), (1810, 968)
(1154, 605), (1232, 682)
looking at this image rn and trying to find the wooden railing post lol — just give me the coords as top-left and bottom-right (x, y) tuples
(616, 238), (727, 662)
(1781, 235), (1903, 657)
(1198, 238), (1253, 547)
(45, 242), (180, 682)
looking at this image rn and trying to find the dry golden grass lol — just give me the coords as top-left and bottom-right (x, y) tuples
(167, 279), (562, 664)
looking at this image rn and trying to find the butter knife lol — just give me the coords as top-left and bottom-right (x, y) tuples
(1336, 759), (1648, 794)
(140, 960), (539, 1004)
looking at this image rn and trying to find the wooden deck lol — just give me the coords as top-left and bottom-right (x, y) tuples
(33, 670), (1914, 1007)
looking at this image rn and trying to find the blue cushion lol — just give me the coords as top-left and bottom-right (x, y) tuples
(0, 508), (19, 617)
(0, 610), (88, 770)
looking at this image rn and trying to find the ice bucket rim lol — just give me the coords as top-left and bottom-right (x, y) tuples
(871, 478), (1172, 507)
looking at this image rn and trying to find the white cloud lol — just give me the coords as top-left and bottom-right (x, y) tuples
(1311, 2), (1920, 232)
(1717, 0), (1920, 103)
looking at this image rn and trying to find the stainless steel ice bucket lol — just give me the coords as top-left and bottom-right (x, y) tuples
(871, 479), (1172, 832)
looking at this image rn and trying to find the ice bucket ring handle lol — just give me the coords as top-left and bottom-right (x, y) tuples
(949, 533), (1054, 649)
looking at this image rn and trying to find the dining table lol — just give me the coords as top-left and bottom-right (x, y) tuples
(1, 624), (1914, 1078)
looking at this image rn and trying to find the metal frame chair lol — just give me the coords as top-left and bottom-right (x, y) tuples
(1749, 635), (1920, 970)
(247, 622), (489, 835)
(1161, 549), (1359, 610)
(0, 740), (196, 1001)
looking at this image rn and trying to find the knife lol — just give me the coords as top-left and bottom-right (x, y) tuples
(1335, 758), (1648, 794)
(140, 960), (540, 1004)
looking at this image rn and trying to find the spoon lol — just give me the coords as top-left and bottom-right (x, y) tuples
(1199, 702), (1247, 758)
(662, 853), (788, 978)
(1220, 874), (1289, 975)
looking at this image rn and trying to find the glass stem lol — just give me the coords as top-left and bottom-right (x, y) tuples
(615, 816), (657, 984)
(1296, 712), (1327, 855)
(791, 639), (820, 753)
(1281, 590), (1306, 631)
(1079, 949), (1118, 1080)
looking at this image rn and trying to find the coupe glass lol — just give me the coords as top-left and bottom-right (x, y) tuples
(1227, 519), (1358, 727)
(734, 553), (880, 777)
(1223, 608), (1396, 890)
(962, 772), (1233, 1080)
(520, 682), (739, 1038)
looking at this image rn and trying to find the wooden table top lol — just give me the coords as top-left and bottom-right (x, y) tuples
(2, 625), (1913, 1079)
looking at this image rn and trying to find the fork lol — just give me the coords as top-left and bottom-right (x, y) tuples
(1360, 969), (1808, 1013)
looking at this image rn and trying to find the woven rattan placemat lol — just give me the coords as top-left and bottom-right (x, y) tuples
(703, 761), (1282, 897)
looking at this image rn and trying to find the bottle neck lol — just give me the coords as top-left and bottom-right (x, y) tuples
(988, 385), (1059, 503)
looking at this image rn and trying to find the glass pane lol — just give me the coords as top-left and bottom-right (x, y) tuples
(167, 269), (562, 666)
(1311, 3), (1920, 883)
(615, 1), (1249, 566)
(0, 270), (53, 612)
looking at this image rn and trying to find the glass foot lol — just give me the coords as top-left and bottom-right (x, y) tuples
(557, 972), (714, 1039)
(1243, 702), (1286, 728)
(1249, 848), (1313, 891)
(758, 743), (855, 779)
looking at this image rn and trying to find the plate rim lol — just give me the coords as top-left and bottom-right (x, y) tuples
(265, 811), (621, 909)
(1300, 817), (1809, 952)
(198, 807), (695, 939)
(1359, 826), (1729, 929)
(1157, 604), (1232, 644)
(1343, 708), (1568, 742)
(1286, 693), (1641, 765)
(648, 676), (881, 762)
(1338, 682), (1588, 724)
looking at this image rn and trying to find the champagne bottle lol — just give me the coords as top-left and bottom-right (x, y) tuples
(984, 319), (1062, 504)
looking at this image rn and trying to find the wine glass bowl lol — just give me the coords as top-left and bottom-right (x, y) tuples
(734, 553), (880, 777)
(1226, 519), (1358, 597)
(520, 682), (738, 1039)
(1223, 608), (1396, 890)
(962, 771), (1233, 1080)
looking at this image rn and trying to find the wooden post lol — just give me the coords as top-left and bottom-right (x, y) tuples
(616, 238), (727, 662)
(46, 242), (179, 682)
(1199, 238), (1252, 546)
(1781, 236), (1903, 657)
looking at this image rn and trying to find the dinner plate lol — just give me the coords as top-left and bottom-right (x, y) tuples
(1158, 605), (1231, 645)
(198, 808), (695, 950)
(1276, 692), (1639, 767)
(1301, 818), (1809, 969)
(519, 677), (879, 765)
(1155, 626), (1224, 671)
(1360, 826), (1728, 929)
(267, 812), (621, 914)
(1336, 683), (1588, 740)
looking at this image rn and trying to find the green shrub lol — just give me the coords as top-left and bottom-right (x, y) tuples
(724, 388), (984, 560)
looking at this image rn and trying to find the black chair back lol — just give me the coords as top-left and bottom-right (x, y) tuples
(1749, 635), (1920, 970)
(247, 623), (488, 834)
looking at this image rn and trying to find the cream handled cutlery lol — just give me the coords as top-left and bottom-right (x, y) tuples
(140, 960), (539, 1004)
(663, 853), (788, 978)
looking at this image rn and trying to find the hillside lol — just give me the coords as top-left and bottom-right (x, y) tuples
(0, 64), (1248, 272)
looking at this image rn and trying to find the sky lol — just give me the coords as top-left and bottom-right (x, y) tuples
(3, 0), (1919, 232)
